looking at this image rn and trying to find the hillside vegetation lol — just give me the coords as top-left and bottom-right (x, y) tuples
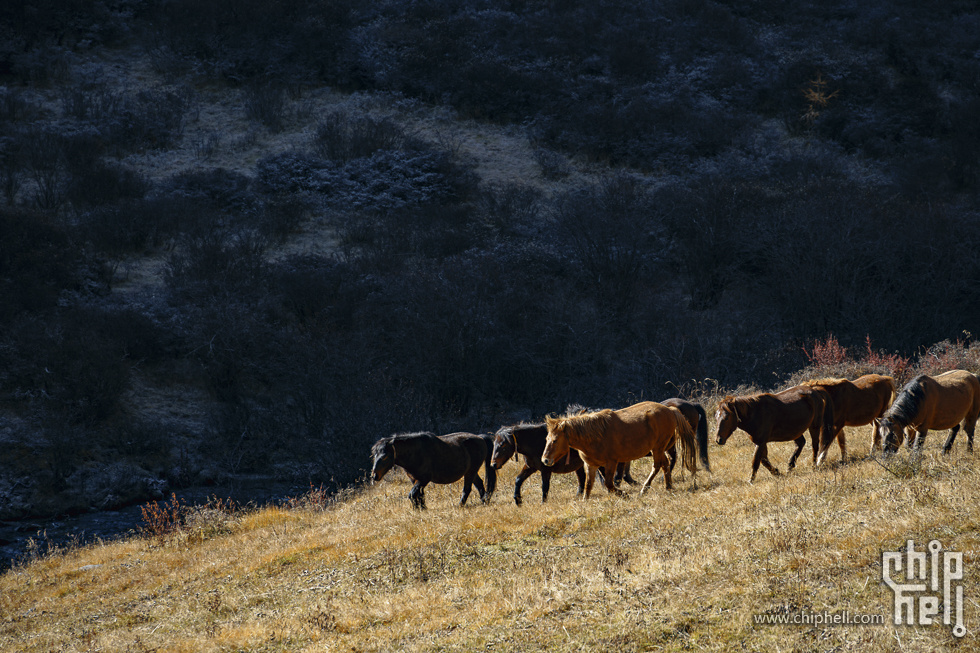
(2, 1), (980, 527)
(2, 423), (977, 652)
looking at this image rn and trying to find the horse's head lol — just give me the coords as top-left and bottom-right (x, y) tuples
(874, 417), (905, 454)
(370, 438), (396, 483)
(541, 415), (569, 467)
(491, 427), (515, 469)
(715, 398), (739, 445)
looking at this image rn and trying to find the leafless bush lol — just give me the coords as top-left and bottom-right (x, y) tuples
(22, 129), (71, 212)
(533, 147), (571, 180)
(244, 81), (286, 132)
(311, 110), (406, 163)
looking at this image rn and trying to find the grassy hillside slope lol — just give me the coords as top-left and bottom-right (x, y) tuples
(2, 419), (976, 652)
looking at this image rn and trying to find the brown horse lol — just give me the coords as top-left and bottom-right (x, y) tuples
(715, 384), (836, 482)
(874, 370), (980, 454)
(615, 397), (711, 484)
(541, 401), (698, 498)
(805, 374), (896, 462)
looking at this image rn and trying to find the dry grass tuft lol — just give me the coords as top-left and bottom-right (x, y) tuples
(2, 423), (977, 652)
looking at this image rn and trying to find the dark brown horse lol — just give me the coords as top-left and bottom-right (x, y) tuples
(371, 431), (496, 509)
(490, 423), (586, 505)
(805, 373), (896, 461)
(542, 401), (698, 498)
(715, 384), (836, 482)
(616, 397), (711, 484)
(874, 370), (980, 454)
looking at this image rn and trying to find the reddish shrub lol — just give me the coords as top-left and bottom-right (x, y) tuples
(802, 334), (848, 367)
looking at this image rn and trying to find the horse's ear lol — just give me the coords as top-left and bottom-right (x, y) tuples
(545, 414), (559, 429)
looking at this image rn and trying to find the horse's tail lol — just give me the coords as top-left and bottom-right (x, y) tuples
(814, 389), (837, 466)
(482, 435), (497, 500)
(693, 403), (711, 472)
(669, 406), (698, 481)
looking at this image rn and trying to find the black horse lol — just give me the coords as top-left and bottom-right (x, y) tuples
(371, 431), (496, 509)
(491, 423), (586, 505)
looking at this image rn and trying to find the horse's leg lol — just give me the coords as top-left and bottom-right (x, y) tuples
(584, 464), (598, 499)
(472, 473), (488, 505)
(513, 464), (536, 506)
(667, 444), (677, 472)
(871, 419), (882, 453)
(409, 482), (426, 510)
(752, 443), (781, 481)
(639, 457), (664, 496)
(788, 436), (805, 470)
(943, 425), (961, 455)
(661, 451), (674, 490)
(911, 428), (928, 450)
(459, 475), (473, 507)
(750, 445), (765, 482)
(601, 462), (627, 497)
(540, 468), (552, 503)
(574, 467), (586, 497)
(837, 429), (847, 462)
(617, 461), (638, 486)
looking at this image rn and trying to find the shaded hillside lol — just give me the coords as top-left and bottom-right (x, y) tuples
(1, 1), (979, 519)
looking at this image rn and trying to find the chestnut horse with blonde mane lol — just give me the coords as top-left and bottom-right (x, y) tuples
(715, 384), (836, 482)
(541, 401), (697, 498)
(874, 369), (980, 454)
(805, 373), (896, 462)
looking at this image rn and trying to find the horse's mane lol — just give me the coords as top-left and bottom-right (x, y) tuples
(496, 422), (543, 439)
(721, 394), (758, 409)
(886, 376), (927, 425)
(549, 409), (613, 444)
(803, 377), (848, 388)
(372, 431), (437, 454)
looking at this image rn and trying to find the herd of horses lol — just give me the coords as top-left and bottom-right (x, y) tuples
(370, 371), (980, 509)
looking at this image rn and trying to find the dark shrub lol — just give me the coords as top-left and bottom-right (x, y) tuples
(312, 110), (406, 163)
(0, 207), (90, 320)
(243, 80), (286, 131)
(69, 161), (150, 210)
(257, 145), (477, 213)
(165, 228), (270, 302)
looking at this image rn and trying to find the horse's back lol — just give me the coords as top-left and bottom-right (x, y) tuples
(614, 401), (663, 423)
(759, 385), (829, 435)
(441, 431), (490, 457)
(817, 374), (895, 427)
(932, 369), (979, 390)
(929, 370), (980, 419)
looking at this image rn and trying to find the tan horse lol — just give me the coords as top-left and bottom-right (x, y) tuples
(874, 369), (980, 454)
(805, 374), (896, 462)
(541, 401), (697, 498)
(715, 384), (836, 482)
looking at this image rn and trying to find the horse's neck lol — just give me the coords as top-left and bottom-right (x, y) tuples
(515, 427), (546, 456)
(733, 397), (764, 433)
(564, 421), (598, 448)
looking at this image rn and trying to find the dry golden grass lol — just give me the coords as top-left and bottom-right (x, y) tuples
(2, 418), (977, 652)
